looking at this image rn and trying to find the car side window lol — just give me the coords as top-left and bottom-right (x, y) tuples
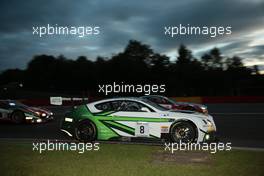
(147, 97), (162, 104)
(149, 97), (172, 105)
(145, 97), (157, 103)
(159, 97), (172, 104)
(111, 101), (122, 111)
(95, 102), (113, 111)
(119, 100), (153, 112)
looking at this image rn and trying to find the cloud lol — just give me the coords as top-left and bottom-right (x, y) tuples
(0, 0), (263, 70)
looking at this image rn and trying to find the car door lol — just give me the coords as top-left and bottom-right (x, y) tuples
(110, 100), (165, 138)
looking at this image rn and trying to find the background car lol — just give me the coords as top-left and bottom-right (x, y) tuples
(0, 100), (53, 123)
(141, 95), (208, 114)
(61, 97), (216, 143)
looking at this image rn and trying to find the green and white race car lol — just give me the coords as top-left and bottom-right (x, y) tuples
(61, 97), (217, 143)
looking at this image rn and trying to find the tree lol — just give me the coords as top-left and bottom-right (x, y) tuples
(226, 56), (243, 69)
(176, 44), (193, 65)
(201, 48), (224, 70)
(0, 69), (24, 85)
(123, 40), (154, 64)
(0, 40), (260, 97)
(201, 53), (212, 70)
(210, 48), (224, 69)
(253, 65), (260, 75)
(149, 54), (170, 69)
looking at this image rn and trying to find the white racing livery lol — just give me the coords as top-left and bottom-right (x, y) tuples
(86, 97), (217, 143)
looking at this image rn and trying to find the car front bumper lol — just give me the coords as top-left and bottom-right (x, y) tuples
(25, 115), (53, 123)
(202, 131), (218, 143)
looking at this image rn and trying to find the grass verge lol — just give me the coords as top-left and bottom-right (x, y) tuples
(0, 141), (263, 176)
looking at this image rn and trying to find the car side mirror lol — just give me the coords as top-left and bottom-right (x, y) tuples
(141, 107), (150, 112)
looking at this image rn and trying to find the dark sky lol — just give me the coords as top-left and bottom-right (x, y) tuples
(0, 0), (264, 72)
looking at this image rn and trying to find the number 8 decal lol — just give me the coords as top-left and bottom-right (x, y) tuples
(135, 122), (149, 137)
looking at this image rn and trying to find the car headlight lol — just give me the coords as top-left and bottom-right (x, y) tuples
(36, 119), (42, 123)
(202, 119), (215, 132)
(200, 106), (208, 113)
(65, 117), (73, 122)
(207, 121), (213, 127)
(201, 106), (207, 110)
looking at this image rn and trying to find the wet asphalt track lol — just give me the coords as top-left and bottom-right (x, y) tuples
(0, 103), (264, 148)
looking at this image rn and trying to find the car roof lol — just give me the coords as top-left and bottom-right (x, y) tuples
(141, 95), (167, 99)
(0, 100), (14, 104)
(89, 97), (144, 104)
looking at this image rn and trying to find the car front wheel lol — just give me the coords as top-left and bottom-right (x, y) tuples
(75, 121), (97, 142)
(11, 111), (25, 124)
(170, 121), (197, 143)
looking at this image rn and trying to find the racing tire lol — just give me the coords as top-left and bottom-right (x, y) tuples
(75, 120), (97, 142)
(11, 111), (25, 124)
(170, 121), (197, 143)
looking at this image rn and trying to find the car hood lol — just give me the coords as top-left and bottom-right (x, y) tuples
(163, 111), (209, 120)
(175, 102), (206, 108)
(30, 107), (52, 114)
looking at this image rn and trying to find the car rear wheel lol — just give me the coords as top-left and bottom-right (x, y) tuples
(11, 111), (25, 124)
(75, 121), (97, 142)
(170, 121), (197, 143)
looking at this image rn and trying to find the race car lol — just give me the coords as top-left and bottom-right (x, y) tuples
(0, 100), (53, 123)
(61, 97), (216, 143)
(141, 95), (208, 114)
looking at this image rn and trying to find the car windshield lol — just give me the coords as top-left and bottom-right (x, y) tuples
(8, 101), (28, 108)
(140, 99), (168, 111)
(165, 97), (177, 104)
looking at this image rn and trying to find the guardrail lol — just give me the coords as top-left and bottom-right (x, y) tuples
(171, 96), (264, 104)
(17, 96), (264, 106)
